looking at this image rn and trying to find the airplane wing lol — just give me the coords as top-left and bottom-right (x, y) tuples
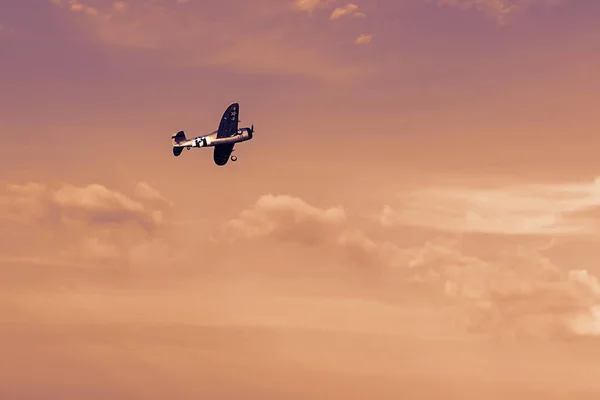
(213, 143), (234, 166)
(217, 103), (239, 139)
(213, 103), (239, 166)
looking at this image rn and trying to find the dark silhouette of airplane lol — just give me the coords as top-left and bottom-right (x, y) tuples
(171, 103), (254, 166)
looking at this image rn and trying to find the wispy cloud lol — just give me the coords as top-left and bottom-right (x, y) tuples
(354, 33), (372, 44)
(425, 0), (569, 24)
(292, 1), (369, 46)
(50, 0), (99, 15)
(134, 182), (173, 207)
(330, 3), (365, 20)
(48, 0), (371, 82)
(292, 0), (330, 13)
(113, 1), (127, 11)
(379, 177), (600, 236)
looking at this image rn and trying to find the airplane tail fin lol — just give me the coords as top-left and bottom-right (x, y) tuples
(171, 130), (186, 145)
(172, 131), (186, 157)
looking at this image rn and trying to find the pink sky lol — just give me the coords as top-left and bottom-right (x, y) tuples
(1, 0), (600, 398)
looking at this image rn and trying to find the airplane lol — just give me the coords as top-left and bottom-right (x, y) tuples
(171, 102), (254, 166)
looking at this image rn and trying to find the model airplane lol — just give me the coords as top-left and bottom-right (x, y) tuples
(171, 102), (254, 166)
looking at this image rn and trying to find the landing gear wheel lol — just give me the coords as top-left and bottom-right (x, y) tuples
(231, 155), (237, 162)
(186, 146), (191, 150)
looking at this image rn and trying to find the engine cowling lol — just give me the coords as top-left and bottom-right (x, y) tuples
(235, 128), (251, 140)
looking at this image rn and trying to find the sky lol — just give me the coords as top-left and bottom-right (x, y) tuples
(1, 0), (600, 398)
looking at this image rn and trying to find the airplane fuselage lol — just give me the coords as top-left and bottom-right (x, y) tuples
(173, 127), (253, 150)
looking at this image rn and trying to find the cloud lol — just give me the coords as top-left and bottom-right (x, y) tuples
(4, 168), (600, 399)
(53, 183), (161, 229)
(49, 0), (370, 82)
(292, 0), (330, 13)
(0, 181), (173, 270)
(380, 177), (600, 236)
(217, 194), (410, 283)
(215, 191), (600, 340)
(4, 183), (600, 342)
(397, 238), (600, 340)
(113, 1), (127, 11)
(354, 33), (372, 44)
(52, 0), (99, 16)
(379, 204), (397, 227)
(134, 181), (173, 207)
(425, 0), (568, 24)
(330, 3), (365, 20)
(223, 194), (346, 244)
(336, 228), (404, 269)
(79, 237), (120, 260)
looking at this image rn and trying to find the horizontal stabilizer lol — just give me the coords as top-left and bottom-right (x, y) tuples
(173, 146), (183, 157)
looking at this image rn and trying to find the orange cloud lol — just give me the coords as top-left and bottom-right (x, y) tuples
(1, 182), (163, 229)
(210, 191), (600, 339)
(222, 194), (346, 243)
(52, 0), (99, 16)
(292, 0), (330, 13)
(330, 3), (365, 20)
(413, 240), (600, 339)
(4, 183), (600, 400)
(134, 181), (173, 207)
(113, 1), (127, 11)
(354, 33), (372, 44)
(380, 177), (600, 236)
(49, 0), (371, 82)
(0, 181), (173, 271)
(4, 182), (600, 341)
